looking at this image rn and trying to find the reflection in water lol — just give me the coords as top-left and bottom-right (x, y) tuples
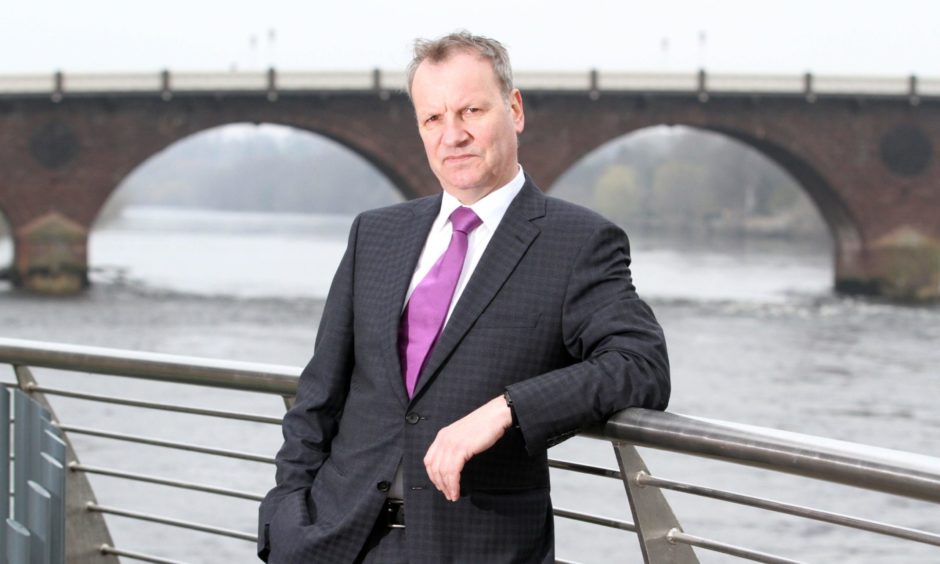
(1, 207), (938, 563)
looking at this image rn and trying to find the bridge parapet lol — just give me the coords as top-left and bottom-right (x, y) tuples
(2, 69), (940, 99)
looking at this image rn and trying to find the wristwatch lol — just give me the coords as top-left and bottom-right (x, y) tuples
(503, 390), (520, 429)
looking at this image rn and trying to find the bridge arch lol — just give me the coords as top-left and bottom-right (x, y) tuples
(549, 124), (844, 234)
(91, 122), (407, 296)
(516, 90), (940, 299)
(278, 123), (423, 201)
(95, 122), (404, 224)
(548, 124), (855, 243)
(534, 120), (862, 293)
(707, 126), (864, 286)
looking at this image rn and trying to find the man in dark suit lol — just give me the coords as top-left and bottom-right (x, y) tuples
(258, 31), (669, 563)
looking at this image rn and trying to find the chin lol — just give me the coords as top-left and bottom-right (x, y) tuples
(442, 177), (487, 194)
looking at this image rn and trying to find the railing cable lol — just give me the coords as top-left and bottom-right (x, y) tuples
(29, 384), (282, 424)
(98, 544), (191, 564)
(71, 463), (264, 501)
(87, 502), (256, 542)
(549, 458), (621, 479)
(666, 529), (806, 564)
(57, 424), (275, 464)
(553, 507), (636, 532)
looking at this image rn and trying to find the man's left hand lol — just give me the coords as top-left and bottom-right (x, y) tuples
(423, 395), (513, 501)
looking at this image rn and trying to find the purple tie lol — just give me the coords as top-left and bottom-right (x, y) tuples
(399, 206), (482, 398)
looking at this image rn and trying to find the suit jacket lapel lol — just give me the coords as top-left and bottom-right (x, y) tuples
(378, 195), (441, 409)
(411, 180), (546, 402)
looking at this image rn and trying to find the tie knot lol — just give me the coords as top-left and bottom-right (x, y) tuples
(449, 206), (482, 234)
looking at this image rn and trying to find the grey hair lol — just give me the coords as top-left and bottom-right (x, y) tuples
(406, 31), (514, 100)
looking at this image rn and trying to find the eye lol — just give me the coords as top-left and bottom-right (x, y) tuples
(464, 107), (480, 115)
(424, 114), (440, 126)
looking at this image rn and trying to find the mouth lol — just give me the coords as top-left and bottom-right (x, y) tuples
(443, 154), (477, 164)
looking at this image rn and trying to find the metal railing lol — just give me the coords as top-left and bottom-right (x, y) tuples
(1, 336), (939, 563)
(1, 69), (938, 101)
(3, 387), (68, 563)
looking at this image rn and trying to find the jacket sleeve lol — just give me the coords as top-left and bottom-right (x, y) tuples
(505, 221), (669, 455)
(257, 214), (360, 561)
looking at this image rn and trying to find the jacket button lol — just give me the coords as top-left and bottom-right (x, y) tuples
(405, 412), (420, 425)
(376, 481), (391, 492)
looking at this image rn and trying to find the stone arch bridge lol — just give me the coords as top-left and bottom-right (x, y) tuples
(1, 70), (938, 300)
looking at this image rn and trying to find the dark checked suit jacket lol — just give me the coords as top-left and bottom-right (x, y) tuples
(258, 176), (670, 563)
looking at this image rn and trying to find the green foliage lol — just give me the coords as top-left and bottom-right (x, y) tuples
(651, 161), (715, 224)
(592, 165), (640, 225)
(552, 126), (828, 239)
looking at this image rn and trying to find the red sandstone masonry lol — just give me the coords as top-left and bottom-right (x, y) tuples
(0, 91), (938, 298)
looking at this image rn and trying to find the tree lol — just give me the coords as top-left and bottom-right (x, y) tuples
(592, 165), (640, 226)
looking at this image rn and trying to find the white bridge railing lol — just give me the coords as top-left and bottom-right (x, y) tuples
(1, 70), (939, 100)
(1, 337), (939, 563)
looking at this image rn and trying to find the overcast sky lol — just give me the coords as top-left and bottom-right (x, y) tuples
(3, 0), (937, 77)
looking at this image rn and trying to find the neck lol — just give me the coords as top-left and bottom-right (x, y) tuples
(454, 186), (498, 205)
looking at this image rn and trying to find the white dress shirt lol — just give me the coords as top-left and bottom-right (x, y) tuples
(403, 165), (526, 322)
(389, 165), (525, 499)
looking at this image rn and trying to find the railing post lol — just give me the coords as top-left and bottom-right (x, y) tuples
(51, 71), (63, 103)
(14, 366), (119, 563)
(5, 518), (31, 564)
(613, 442), (699, 564)
(42, 430), (66, 464)
(696, 69), (708, 102)
(13, 391), (35, 524)
(27, 481), (52, 564)
(1, 387), (9, 551)
(803, 72), (816, 103)
(160, 69), (172, 101)
(40, 454), (66, 564)
(267, 67), (278, 102)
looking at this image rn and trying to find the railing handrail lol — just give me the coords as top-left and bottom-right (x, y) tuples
(4, 335), (940, 506)
(587, 409), (940, 505)
(0, 337), (298, 395)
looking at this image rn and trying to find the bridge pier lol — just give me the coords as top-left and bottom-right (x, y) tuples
(836, 227), (940, 301)
(10, 212), (89, 294)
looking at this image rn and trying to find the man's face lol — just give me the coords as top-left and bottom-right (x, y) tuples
(410, 51), (525, 203)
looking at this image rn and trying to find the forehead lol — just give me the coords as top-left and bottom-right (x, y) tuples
(411, 51), (502, 106)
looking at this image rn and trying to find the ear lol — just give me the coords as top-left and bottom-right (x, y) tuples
(509, 89), (525, 134)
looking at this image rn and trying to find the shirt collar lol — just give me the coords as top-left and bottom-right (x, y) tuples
(439, 165), (526, 231)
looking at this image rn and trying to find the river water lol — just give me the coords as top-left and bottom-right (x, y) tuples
(1, 206), (938, 563)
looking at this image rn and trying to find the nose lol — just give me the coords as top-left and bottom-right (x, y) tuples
(441, 115), (470, 147)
